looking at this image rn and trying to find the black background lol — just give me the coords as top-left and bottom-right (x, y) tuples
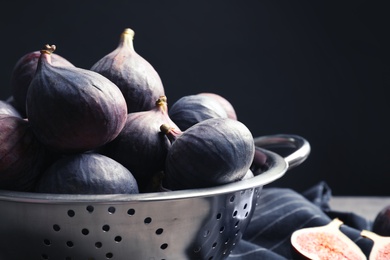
(1, 1), (389, 195)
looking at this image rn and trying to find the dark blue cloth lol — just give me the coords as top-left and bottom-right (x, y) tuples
(227, 181), (374, 259)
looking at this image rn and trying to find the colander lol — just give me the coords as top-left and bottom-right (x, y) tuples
(0, 134), (310, 260)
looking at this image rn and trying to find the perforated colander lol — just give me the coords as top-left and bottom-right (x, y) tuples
(0, 134), (310, 260)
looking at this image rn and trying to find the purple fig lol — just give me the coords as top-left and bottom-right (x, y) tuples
(91, 28), (165, 113)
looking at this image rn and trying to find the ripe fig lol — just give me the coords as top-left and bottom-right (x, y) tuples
(26, 44), (127, 153)
(0, 114), (53, 191)
(98, 96), (180, 191)
(168, 94), (228, 131)
(10, 50), (74, 117)
(361, 229), (390, 260)
(91, 28), (165, 113)
(198, 92), (237, 120)
(372, 205), (390, 237)
(0, 100), (22, 118)
(290, 218), (367, 260)
(160, 117), (255, 190)
(35, 153), (139, 194)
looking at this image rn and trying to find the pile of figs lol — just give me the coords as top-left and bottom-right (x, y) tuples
(0, 28), (261, 194)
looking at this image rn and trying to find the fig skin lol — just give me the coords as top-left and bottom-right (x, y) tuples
(197, 92), (237, 120)
(91, 28), (165, 113)
(0, 115), (53, 191)
(372, 205), (390, 236)
(10, 50), (74, 117)
(98, 96), (180, 191)
(26, 44), (128, 153)
(161, 117), (255, 190)
(168, 94), (228, 131)
(34, 153), (139, 194)
(0, 100), (22, 118)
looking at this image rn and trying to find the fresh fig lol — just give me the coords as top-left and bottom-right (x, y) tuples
(10, 50), (74, 116)
(168, 94), (228, 131)
(35, 153), (139, 194)
(290, 218), (367, 260)
(198, 92), (237, 120)
(0, 100), (22, 118)
(160, 117), (255, 190)
(98, 96), (180, 191)
(26, 44), (127, 153)
(372, 205), (390, 237)
(0, 114), (53, 191)
(91, 28), (165, 113)
(361, 229), (390, 260)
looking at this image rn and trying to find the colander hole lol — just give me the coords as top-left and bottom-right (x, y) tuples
(144, 217), (152, 224)
(86, 205), (94, 213)
(243, 203), (247, 209)
(160, 243), (168, 250)
(224, 238), (230, 244)
(234, 220), (240, 228)
(127, 208), (135, 215)
(203, 230), (210, 237)
(108, 206), (116, 214)
(194, 246), (201, 253)
(219, 226), (225, 233)
(232, 210), (238, 217)
(208, 257), (214, 260)
(81, 228), (89, 235)
(212, 242), (217, 249)
(95, 242), (103, 248)
(114, 236), (122, 242)
(41, 254), (48, 259)
(156, 228), (164, 235)
(53, 224), (60, 231)
(102, 225), (110, 232)
(235, 229), (240, 236)
(245, 211), (249, 218)
(43, 239), (51, 246)
(106, 252), (113, 258)
(66, 241), (74, 247)
(216, 213), (222, 219)
(240, 190), (246, 195)
(229, 195), (235, 202)
(67, 210), (75, 217)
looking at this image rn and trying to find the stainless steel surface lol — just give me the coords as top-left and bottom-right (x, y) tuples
(0, 134), (310, 260)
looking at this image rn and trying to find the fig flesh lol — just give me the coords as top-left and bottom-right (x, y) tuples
(10, 50), (74, 116)
(98, 96), (180, 191)
(26, 44), (127, 153)
(290, 218), (367, 260)
(372, 205), (390, 237)
(361, 229), (390, 260)
(0, 115), (52, 191)
(197, 92), (237, 120)
(161, 117), (255, 190)
(35, 153), (139, 194)
(91, 28), (165, 113)
(168, 94), (228, 131)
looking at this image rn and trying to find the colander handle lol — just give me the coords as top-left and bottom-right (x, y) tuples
(253, 134), (311, 170)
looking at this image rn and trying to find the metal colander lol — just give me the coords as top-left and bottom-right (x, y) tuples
(0, 134), (310, 260)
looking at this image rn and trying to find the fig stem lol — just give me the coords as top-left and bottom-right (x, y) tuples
(119, 28), (135, 48)
(156, 96), (168, 112)
(160, 124), (182, 144)
(41, 44), (56, 55)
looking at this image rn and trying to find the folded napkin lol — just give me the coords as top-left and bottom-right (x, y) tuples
(228, 181), (374, 259)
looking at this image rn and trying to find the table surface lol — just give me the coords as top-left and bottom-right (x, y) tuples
(329, 196), (390, 221)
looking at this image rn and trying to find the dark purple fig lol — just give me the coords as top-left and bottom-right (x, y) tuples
(290, 218), (366, 260)
(26, 44), (127, 153)
(35, 153), (138, 194)
(160, 117), (255, 190)
(10, 50), (74, 117)
(168, 94), (228, 131)
(0, 100), (22, 118)
(372, 205), (390, 237)
(0, 114), (53, 191)
(198, 92), (237, 120)
(91, 28), (165, 113)
(98, 96), (180, 191)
